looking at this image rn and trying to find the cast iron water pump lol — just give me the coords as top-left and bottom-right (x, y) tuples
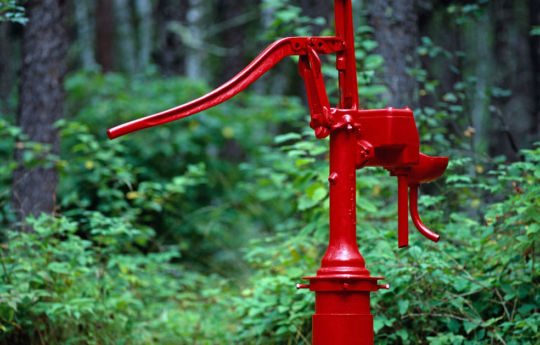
(108, 1), (449, 343)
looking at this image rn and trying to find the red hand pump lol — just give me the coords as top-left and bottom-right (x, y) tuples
(108, 1), (449, 343)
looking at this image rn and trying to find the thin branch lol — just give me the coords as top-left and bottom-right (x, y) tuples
(401, 312), (476, 323)
(494, 289), (511, 320)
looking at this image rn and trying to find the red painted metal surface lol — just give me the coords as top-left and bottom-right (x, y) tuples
(107, 36), (344, 139)
(107, 1), (449, 343)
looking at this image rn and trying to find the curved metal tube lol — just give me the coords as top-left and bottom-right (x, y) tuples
(108, 36), (344, 139)
(409, 184), (440, 242)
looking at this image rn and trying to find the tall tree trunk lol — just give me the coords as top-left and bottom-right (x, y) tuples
(217, 0), (248, 82)
(417, 2), (460, 102)
(96, 0), (115, 72)
(12, 0), (67, 224)
(469, 16), (491, 155)
(367, 0), (418, 108)
(135, 0), (153, 71)
(0, 23), (14, 115)
(114, 0), (137, 73)
(74, 0), (97, 70)
(530, 0), (540, 138)
(156, 0), (187, 76)
(185, 0), (204, 79)
(488, 0), (534, 158)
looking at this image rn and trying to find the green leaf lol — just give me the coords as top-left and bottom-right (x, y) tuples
(47, 262), (71, 274)
(463, 321), (479, 334)
(398, 300), (409, 315)
(357, 196), (377, 213)
(275, 132), (301, 144)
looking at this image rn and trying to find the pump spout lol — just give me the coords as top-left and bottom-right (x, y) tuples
(407, 154), (449, 184)
(406, 153), (449, 243)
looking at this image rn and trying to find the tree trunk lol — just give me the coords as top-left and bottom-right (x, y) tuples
(217, 0), (248, 82)
(367, 0), (418, 108)
(96, 0), (115, 72)
(135, 0), (153, 71)
(74, 0), (97, 70)
(469, 16), (491, 155)
(0, 23), (14, 114)
(530, 0), (540, 138)
(185, 0), (204, 79)
(488, 0), (535, 158)
(12, 0), (67, 224)
(156, 0), (188, 76)
(114, 0), (137, 73)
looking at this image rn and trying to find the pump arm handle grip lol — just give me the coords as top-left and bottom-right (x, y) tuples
(107, 37), (344, 139)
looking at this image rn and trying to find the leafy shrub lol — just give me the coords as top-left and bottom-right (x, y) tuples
(229, 141), (539, 345)
(1, 14), (537, 341)
(0, 213), (239, 345)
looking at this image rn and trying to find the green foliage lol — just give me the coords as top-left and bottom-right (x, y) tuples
(1, 2), (538, 343)
(0, 119), (19, 225)
(262, 0), (327, 37)
(229, 141), (539, 345)
(446, 0), (489, 25)
(61, 71), (306, 271)
(0, 0), (26, 24)
(1, 125), (538, 344)
(0, 213), (237, 345)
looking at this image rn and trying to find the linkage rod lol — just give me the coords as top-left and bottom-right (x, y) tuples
(334, 0), (359, 109)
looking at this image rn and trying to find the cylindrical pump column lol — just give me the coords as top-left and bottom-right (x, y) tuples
(302, 128), (384, 345)
(312, 286), (374, 345)
(302, 2), (387, 344)
(318, 127), (367, 276)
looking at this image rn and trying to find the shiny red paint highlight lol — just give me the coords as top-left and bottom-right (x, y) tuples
(107, 1), (449, 344)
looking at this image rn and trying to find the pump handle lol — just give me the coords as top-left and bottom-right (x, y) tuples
(107, 37), (344, 139)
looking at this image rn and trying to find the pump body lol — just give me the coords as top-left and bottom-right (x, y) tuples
(107, 1), (449, 344)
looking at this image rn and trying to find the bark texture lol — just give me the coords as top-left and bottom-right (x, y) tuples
(12, 0), (67, 223)
(368, 0), (418, 108)
(74, 0), (97, 69)
(135, 0), (153, 70)
(217, 0), (248, 82)
(489, 0), (534, 158)
(156, 0), (188, 76)
(114, 0), (137, 73)
(0, 23), (14, 114)
(185, 0), (204, 79)
(96, 0), (115, 72)
(530, 0), (540, 138)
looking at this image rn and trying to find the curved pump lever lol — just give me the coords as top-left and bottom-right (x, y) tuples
(107, 37), (345, 139)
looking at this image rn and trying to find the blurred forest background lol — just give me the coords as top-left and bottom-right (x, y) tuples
(0, 0), (539, 344)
